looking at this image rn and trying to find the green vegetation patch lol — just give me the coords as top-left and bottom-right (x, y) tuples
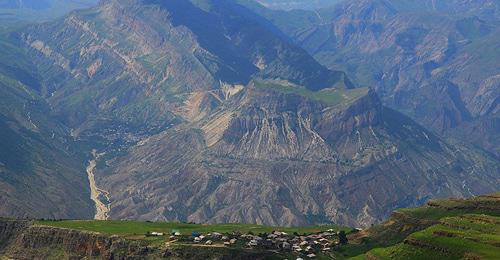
(254, 80), (369, 106)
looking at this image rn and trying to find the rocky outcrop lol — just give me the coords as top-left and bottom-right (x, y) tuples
(0, 219), (156, 259)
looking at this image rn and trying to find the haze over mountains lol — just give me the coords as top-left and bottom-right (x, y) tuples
(0, 0), (498, 229)
(255, 0), (340, 10)
(0, 0), (98, 23)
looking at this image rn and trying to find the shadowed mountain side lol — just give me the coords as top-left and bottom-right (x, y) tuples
(0, 38), (92, 219)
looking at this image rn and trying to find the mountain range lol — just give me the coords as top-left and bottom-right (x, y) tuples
(241, 0), (500, 158)
(0, 0), (498, 229)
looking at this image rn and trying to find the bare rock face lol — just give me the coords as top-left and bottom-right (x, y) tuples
(0, 219), (154, 259)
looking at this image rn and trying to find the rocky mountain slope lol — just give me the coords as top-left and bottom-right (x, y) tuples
(242, 0), (500, 158)
(0, 36), (93, 219)
(0, 0), (350, 220)
(0, 0), (497, 228)
(15, 0), (350, 142)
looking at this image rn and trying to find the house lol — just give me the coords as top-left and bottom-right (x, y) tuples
(223, 242), (231, 246)
(192, 232), (201, 237)
(279, 242), (291, 251)
(205, 240), (213, 245)
(307, 253), (316, 258)
(261, 239), (273, 248)
(230, 238), (237, 244)
(150, 232), (164, 236)
(267, 234), (278, 239)
(210, 232), (223, 239)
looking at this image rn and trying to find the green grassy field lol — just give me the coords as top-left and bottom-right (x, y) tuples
(254, 80), (369, 106)
(36, 219), (351, 238)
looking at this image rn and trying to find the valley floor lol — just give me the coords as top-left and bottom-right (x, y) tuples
(86, 150), (110, 220)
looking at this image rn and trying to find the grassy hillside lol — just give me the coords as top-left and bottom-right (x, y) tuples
(363, 214), (500, 259)
(343, 193), (500, 259)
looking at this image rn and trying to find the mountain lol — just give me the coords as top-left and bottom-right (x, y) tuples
(15, 0), (350, 136)
(0, 0), (498, 228)
(96, 79), (498, 227)
(0, 0), (349, 220)
(241, 0), (500, 158)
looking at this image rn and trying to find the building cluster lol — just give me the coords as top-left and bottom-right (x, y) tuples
(165, 229), (345, 258)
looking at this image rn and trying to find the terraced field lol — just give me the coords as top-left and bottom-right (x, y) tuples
(344, 193), (500, 259)
(365, 214), (500, 259)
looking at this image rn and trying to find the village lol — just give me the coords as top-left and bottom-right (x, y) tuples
(147, 228), (349, 258)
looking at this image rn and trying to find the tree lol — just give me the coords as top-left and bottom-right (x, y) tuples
(338, 231), (348, 245)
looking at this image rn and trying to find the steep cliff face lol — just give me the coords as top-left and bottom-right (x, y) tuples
(0, 219), (156, 259)
(97, 81), (499, 228)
